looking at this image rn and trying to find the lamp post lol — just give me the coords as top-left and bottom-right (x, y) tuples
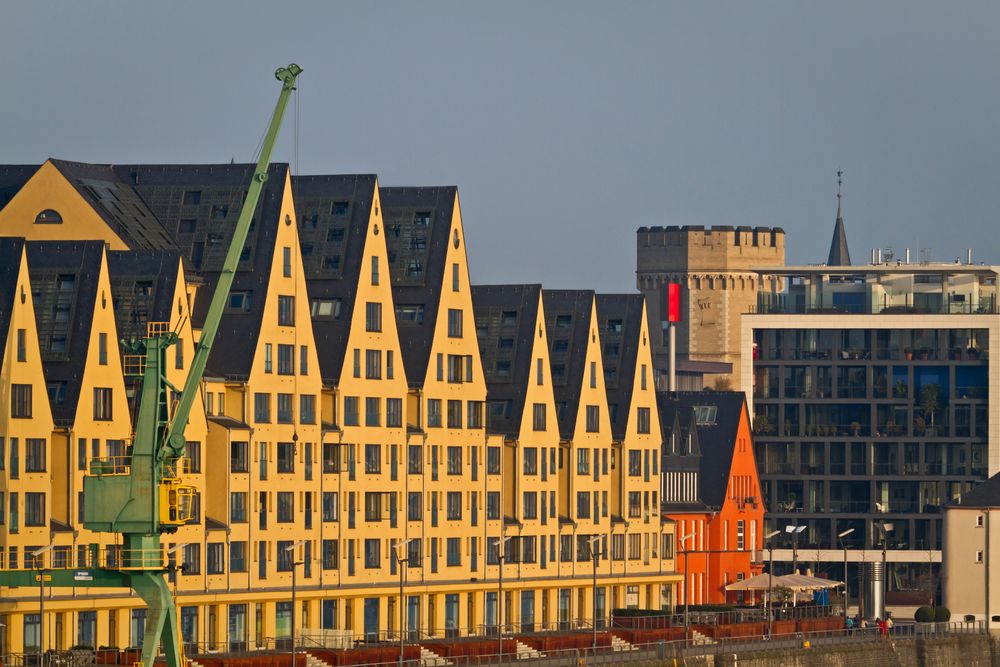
(763, 530), (779, 637)
(678, 532), (695, 642)
(586, 536), (602, 651)
(837, 529), (855, 618)
(284, 540), (308, 667)
(31, 544), (57, 667)
(785, 525), (806, 573)
(492, 535), (514, 660)
(876, 522), (894, 620)
(392, 539), (414, 667)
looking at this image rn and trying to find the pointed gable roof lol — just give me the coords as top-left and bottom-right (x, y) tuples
(472, 284), (543, 437)
(25, 240), (107, 425)
(595, 293), (645, 441)
(106, 250), (183, 343)
(827, 202), (851, 266)
(657, 391), (749, 510)
(950, 472), (1000, 508)
(381, 186), (458, 385)
(0, 237), (27, 356)
(291, 174), (378, 385)
(542, 289), (596, 440)
(115, 163), (290, 378)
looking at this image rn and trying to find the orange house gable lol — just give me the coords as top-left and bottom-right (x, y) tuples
(660, 391), (765, 605)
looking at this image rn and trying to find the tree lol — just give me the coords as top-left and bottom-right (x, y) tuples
(920, 384), (941, 429)
(712, 376), (733, 392)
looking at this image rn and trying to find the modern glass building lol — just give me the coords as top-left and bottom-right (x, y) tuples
(740, 262), (1000, 606)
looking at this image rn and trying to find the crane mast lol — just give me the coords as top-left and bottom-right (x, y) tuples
(0, 64), (302, 667)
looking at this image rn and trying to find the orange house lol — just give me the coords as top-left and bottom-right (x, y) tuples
(659, 391), (764, 606)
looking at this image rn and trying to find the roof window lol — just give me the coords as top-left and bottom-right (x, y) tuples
(501, 311), (517, 326)
(556, 315), (572, 329)
(311, 298), (342, 318)
(183, 191), (201, 205)
(323, 256), (341, 271)
(693, 405), (718, 425)
(34, 209), (63, 224)
(178, 219), (197, 233)
(414, 211), (431, 226)
(332, 201), (349, 216)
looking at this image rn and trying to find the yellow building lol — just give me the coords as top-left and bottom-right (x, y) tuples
(0, 161), (679, 656)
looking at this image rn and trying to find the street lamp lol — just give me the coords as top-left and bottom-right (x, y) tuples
(392, 539), (414, 667)
(678, 532), (695, 642)
(31, 544), (57, 667)
(784, 525), (806, 573)
(763, 530), (780, 637)
(491, 535), (515, 660)
(586, 536), (602, 651)
(837, 529), (855, 618)
(284, 540), (308, 667)
(876, 522), (894, 620)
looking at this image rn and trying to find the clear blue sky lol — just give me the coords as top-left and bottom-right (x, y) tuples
(3, 2), (999, 291)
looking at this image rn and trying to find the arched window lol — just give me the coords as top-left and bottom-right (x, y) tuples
(35, 209), (63, 224)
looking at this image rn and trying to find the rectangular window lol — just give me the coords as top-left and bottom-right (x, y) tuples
(11, 384), (32, 419)
(408, 445), (422, 474)
(637, 407), (651, 434)
(16, 328), (26, 362)
(184, 441), (201, 473)
(407, 492), (423, 521)
(452, 263), (460, 291)
(576, 492), (590, 519)
(254, 393), (271, 423)
(577, 448), (590, 475)
(427, 399), (442, 427)
(447, 355), (464, 383)
(590, 361), (597, 388)
(366, 302), (382, 332)
(230, 492), (247, 523)
(25, 439), (45, 473)
(523, 492), (538, 520)
(277, 344), (294, 375)
(343, 396), (359, 426)
(300, 395), (316, 425)
(737, 520), (746, 551)
(523, 448), (538, 475)
(365, 397), (380, 426)
(207, 543), (225, 574)
(277, 442), (295, 473)
(628, 451), (641, 476)
(264, 343), (273, 373)
(447, 309), (463, 338)
(486, 492), (500, 520)
(322, 540), (339, 570)
(364, 492), (384, 522)
(365, 444), (381, 474)
(299, 345), (309, 375)
(282, 246), (292, 277)
(447, 400), (462, 428)
(93, 387), (112, 421)
(467, 401), (483, 429)
(277, 295), (295, 326)
(487, 447), (501, 474)
(371, 256), (379, 285)
(447, 446), (462, 474)
(446, 537), (461, 566)
(276, 393), (293, 423)
(364, 539), (380, 568)
(175, 338), (184, 369)
(230, 542), (247, 573)
(98, 332), (108, 366)
(586, 405), (599, 432)
(640, 364), (647, 390)
(322, 492), (339, 522)
(386, 350), (394, 379)
(532, 403), (546, 431)
(447, 492), (462, 520)
(628, 492), (642, 518)
(365, 349), (381, 379)
(386, 398), (402, 428)
(353, 348), (360, 378)
(537, 358), (544, 385)
(277, 492), (294, 522)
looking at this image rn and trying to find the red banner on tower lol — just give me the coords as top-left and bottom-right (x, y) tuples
(667, 283), (681, 323)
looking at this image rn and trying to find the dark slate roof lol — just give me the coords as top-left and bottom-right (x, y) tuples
(290, 174), (378, 385)
(657, 391), (749, 510)
(107, 250), (183, 343)
(50, 160), (176, 251)
(826, 203), (851, 266)
(26, 240), (107, 426)
(595, 293), (644, 441)
(0, 238), (26, 360)
(115, 163), (289, 379)
(381, 186), (458, 386)
(950, 473), (1000, 508)
(542, 289), (596, 440)
(0, 165), (38, 210)
(472, 284), (543, 437)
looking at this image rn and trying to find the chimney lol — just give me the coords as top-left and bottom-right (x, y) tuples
(905, 248), (910, 264)
(968, 248), (973, 264)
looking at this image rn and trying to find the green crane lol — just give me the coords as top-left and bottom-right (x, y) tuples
(0, 63), (302, 667)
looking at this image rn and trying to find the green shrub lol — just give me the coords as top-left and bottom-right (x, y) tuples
(934, 607), (951, 622)
(915, 606), (934, 622)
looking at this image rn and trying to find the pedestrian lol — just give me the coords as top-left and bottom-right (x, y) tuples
(845, 615), (854, 636)
(885, 615), (893, 635)
(860, 617), (869, 631)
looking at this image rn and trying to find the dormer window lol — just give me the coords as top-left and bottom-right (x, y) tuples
(693, 405), (717, 425)
(34, 209), (63, 224)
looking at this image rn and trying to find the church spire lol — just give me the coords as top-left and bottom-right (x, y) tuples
(827, 169), (851, 266)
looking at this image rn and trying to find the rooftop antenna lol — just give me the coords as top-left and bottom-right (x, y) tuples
(836, 169), (843, 216)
